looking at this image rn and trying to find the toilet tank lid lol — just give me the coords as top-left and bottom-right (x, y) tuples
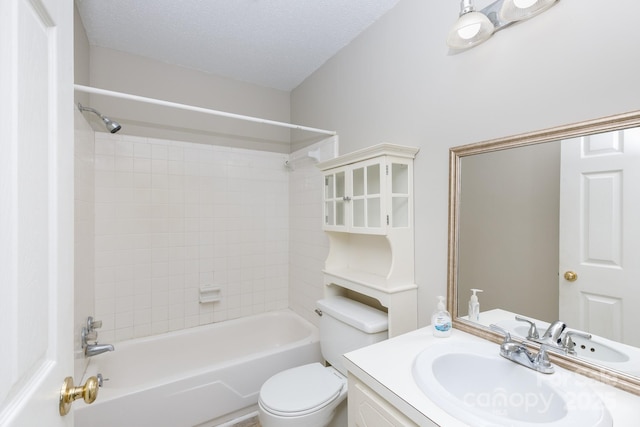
(317, 296), (388, 334)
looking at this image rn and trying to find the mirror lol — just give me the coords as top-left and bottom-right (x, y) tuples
(447, 110), (640, 396)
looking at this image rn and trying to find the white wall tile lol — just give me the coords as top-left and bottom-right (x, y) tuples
(74, 112), (96, 378)
(94, 133), (290, 339)
(288, 139), (333, 327)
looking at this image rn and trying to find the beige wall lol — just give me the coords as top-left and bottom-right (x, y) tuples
(74, 3), (90, 103)
(84, 47), (292, 152)
(75, 2), (292, 152)
(291, 0), (640, 325)
(457, 143), (560, 323)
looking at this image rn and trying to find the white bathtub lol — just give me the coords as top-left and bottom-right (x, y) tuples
(75, 310), (322, 427)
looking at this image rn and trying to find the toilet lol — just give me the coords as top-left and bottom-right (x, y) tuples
(258, 296), (388, 427)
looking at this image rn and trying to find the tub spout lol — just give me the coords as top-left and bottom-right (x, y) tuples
(85, 343), (115, 357)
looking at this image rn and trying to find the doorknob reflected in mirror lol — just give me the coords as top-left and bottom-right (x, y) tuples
(59, 376), (99, 416)
(564, 271), (578, 282)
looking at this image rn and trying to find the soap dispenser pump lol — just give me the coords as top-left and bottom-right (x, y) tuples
(468, 289), (483, 322)
(432, 296), (452, 337)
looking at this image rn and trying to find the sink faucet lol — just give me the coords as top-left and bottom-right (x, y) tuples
(512, 316), (593, 354)
(490, 324), (554, 374)
(540, 320), (567, 345)
(515, 317), (567, 350)
(81, 316), (115, 357)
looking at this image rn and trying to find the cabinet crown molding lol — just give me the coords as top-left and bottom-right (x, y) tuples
(317, 143), (419, 171)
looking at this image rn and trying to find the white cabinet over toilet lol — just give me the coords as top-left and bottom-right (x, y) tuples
(318, 144), (419, 337)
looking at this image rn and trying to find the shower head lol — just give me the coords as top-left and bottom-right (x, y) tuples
(77, 103), (122, 133)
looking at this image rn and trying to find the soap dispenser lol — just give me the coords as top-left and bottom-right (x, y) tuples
(432, 296), (452, 337)
(468, 289), (483, 322)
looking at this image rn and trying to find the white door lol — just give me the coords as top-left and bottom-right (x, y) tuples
(0, 0), (75, 425)
(559, 128), (640, 347)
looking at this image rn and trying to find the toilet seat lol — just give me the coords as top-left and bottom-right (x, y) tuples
(259, 363), (346, 417)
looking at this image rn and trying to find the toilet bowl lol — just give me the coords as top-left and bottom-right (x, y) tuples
(258, 363), (347, 427)
(258, 297), (388, 427)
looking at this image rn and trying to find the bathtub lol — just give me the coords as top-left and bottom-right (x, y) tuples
(75, 310), (322, 427)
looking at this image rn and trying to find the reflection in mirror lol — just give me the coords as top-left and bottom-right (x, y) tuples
(448, 110), (640, 395)
(458, 141), (560, 324)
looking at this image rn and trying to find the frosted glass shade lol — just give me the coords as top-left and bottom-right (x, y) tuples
(447, 11), (495, 50)
(500, 0), (557, 22)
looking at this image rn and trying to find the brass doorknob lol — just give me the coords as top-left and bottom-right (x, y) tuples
(564, 271), (578, 282)
(59, 376), (99, 416)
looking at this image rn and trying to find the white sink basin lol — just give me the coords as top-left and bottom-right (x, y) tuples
(495, 320), (630, 364)
(412, 340), (612, 426)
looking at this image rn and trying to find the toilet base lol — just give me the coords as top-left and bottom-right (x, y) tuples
(258, 395), (347, 427)
(325, 398), (347, 427)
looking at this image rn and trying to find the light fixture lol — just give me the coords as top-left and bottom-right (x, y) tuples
(500, 0), (557, 22)
(447, 0), (494, 50)
(446, 0), (558, 50)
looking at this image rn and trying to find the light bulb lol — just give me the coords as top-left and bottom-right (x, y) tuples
(447, 11), (494, 49)
(500, 0), (557, 22)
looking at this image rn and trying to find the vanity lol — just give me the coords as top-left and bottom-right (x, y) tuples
(342, 110), (640, 426)
(344, 326), (638, 426)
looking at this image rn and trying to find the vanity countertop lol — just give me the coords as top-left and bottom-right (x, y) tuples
(343, 326), (640, 426)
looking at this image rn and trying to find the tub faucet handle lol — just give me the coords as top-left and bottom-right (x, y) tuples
(82, 316), (104, 349)
(87, 316), (102, 330)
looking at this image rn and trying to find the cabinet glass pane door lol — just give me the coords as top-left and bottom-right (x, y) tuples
(352, 163), (381, 229)
(367, 164), (381, 227)
(391, 163), (409, 227)
(325, 171), (346, 227)
(367, 164), (381, 194)
(335, 171), (345, 226)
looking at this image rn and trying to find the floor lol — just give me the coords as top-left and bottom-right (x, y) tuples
(233, 415), (261, 427)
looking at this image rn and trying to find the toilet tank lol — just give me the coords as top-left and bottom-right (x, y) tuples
(316, 296), (388, 375)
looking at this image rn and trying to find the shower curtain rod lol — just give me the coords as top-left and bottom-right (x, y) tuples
(74, 84), (337, 136)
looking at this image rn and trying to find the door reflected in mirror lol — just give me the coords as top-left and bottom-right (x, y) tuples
(448, 111), (640, 394)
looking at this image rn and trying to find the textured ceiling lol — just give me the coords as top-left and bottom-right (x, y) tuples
(75, 0), (400, 91)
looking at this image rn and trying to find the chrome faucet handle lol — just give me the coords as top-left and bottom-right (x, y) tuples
(87, 316), (102, 331)
(534, 344), (555, 373)
(81, 316), (103, 349)
(490, 324), (529, 358)
(563, 329), (592, 342)
(81, 326), (97, 348)
(561, 330), (592, 354)
(515, 315), (539, 339)
(535, 345), (552, 366)
(489, 324), (512, 342)
(83, 327), (97, 341)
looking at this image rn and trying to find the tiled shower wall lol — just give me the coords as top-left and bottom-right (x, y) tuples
(74, 109), (95, 376)
(93, 133), (290, 342)
(288, 142), (333, 327)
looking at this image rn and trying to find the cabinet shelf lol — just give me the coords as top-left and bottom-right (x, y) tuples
(323, 268), (418, 295)
(318, 143), (419, 337)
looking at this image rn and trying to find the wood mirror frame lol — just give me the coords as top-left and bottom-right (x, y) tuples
(447, 110), (640, 396)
